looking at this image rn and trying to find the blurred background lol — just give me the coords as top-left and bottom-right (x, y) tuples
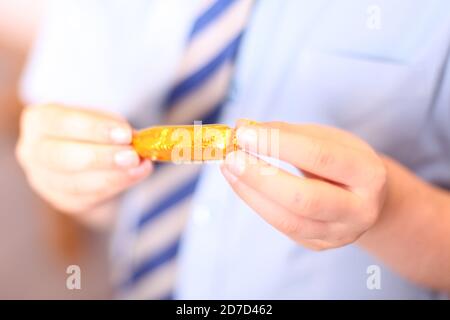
(0, 0), (110, 299)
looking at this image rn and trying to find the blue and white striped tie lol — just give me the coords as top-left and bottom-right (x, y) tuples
(119, 0), (254, 299)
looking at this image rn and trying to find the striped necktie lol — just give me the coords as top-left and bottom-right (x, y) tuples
(119, 0), (254, 299)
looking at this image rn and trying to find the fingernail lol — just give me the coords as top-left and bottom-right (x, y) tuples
(110, 127), (132, 144)
(225, 151), (247, 176)
(128, 160), (151, 177)
(114, 150), (139, 168)
(236, 126), (257, 149)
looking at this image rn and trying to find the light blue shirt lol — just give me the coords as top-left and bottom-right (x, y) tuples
(22, 0), (450, 299)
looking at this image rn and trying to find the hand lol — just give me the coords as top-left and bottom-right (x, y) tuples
(221, 121), (387, 250)
(16, 104), (152, 215)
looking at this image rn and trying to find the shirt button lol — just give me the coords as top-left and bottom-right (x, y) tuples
(193, 205), (212, 226)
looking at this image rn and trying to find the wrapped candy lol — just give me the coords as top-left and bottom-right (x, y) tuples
(132, 124), (237, 162)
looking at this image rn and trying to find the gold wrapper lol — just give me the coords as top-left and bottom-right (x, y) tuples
(132, 124), (237, 162)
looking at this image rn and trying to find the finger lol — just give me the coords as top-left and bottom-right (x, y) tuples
(26, 161), (152, 213)
(235, 121), (379, 187)
(35, 138), (141, 172)
(221, 164), (342, 241)
(23, 104), (133, 144)
(31, 161), (152, 196)
(222, 150), (362, 223)
(261, 121), (375, 152)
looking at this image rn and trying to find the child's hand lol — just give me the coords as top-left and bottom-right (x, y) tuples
(221, 121), (387, 250)
(16, 104), (152, 215)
